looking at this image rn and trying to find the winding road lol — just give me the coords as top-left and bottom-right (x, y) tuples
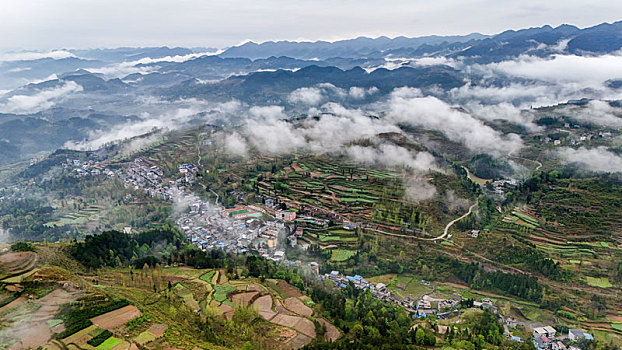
(508, 150), (542, 171)
(431, 202), (478, 241)
(366, 202), (477, 242)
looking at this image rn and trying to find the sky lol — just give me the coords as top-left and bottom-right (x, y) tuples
(1, 0), (622, 50)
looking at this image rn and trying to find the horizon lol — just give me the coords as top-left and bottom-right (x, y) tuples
(2, 0), (622, 50)
(1, 19), (621, 54)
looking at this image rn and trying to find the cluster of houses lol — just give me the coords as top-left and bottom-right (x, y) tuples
(178, 163), (198, 184)
(64, 158), (120, 178)
(179, 199), (288, 262)
(121, 160), (290, 262)
(320, 271), (464, 320)
(488, 178), (519, 195)
(532, 325), (593, 350)
(123, 159), (172, 200)
(542, 130), (613, 147)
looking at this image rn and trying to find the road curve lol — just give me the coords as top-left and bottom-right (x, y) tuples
(427, 202), (478, 241)
(508, 150), (542, 171)
(366, 202), (477, 242)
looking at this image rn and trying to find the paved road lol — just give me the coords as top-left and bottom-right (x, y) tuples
(508, 150), (542, 171)
(431, 202), (478, 241)
(367, 202), (477, 242)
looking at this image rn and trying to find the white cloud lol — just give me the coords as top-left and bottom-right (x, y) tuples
(488, 53), (622, 85)
(349, 86), (378, 99)
(465, 102), (542, 132)
(346, 144), (438, 170)
(557, 146), (622, 173)
(0, 81), (82, 114)
(288, 87), (323, 105)
(224, 132), (249, 157)
(560, 100), (622, 128)
(404, 176), (437, 202)
(387, 87), (523, 155)
(0, 50), (76, 62)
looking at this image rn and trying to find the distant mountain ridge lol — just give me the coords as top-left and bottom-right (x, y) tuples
(220, 21), (622, 62)
(220, 33), (488, 59)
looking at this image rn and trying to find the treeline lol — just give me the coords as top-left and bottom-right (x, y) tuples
(242, 255), (527, 350)
(0, 197), (78, 241)
(449, 260), (543, 303)
(71, 227), (186, 268)
(495, 245), (567, 281)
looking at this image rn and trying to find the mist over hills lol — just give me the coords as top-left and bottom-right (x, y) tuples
(0, 20), (621, 169)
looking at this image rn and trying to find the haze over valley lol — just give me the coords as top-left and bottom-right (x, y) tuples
(1, 3), (622, 350)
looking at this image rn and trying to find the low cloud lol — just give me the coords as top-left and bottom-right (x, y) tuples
(349, 86), (378, 99)
(404, 176), (437, 202)
(0, 81), (82, 114)
(346, 144), (438, 170)
(65, 107), (204, 150)
(387, 87), (523, 155)
(559, 100), (622, 129)
(0, 50), (76, 62)
(465, 102), (542, 132)
(288, 87), (323, 105)
(224, 132), (249, 157)
(556, 146), (622, 173)
(444, 190), (470, 211)
(488, 53), (622, 86)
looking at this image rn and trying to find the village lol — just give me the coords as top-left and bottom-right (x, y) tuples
(58, 155), (602, 350)
(120, 158), (296, 263)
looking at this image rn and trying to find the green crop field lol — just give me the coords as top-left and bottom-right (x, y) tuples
(95, 337), (122, 350)
(213, 285), (236, 303)
(200, 270), (216, 283)
(586, 277), (613, 288)
(331, 249), (356, 261)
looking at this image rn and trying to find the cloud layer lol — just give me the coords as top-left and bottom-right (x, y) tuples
(557, 146), (622, 173)
(387, 87), (523, 155)
(0, 81), (82, 114)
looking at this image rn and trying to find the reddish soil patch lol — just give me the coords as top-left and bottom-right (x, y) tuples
(231, 291), (259, 307)
(283, 298), (312, 317)
(0, 252), (36, 275)
(147, 323), (168, 337)
(608, 314), (622, 323)
(0, 296), (26, 312)
(285, 333), (313, 349)
(5, 288), (80, 349)
(218, 303), (234, 319)
(8, 321), (51, 350)
(0, 252), (33, 265)
(270, 314), (316, 338)
(274, 299), (296, 316)
(91, 305), (141, 330)
(252, 295), (276, 321)
(317, 318), (340, 342)
(5, 284), (24, 293)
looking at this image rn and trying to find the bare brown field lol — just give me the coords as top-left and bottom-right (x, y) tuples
(0, 296), (26, 312)
(217, 304), (234, 319)
(147, 323), (168, 337)
(284, 333), (313, 349)
(270, 314), (316, 338)
(275, 280), (303, 298)
(0, 252), (36, 276)
(4, 287), (81, 349)
(231, 291), (259, 306)
(274, 298), (296, 316)
(91, 305), (141, 330)
(252, 295), (276, 320)
(283, 298), (312, 317)
(317, 318), (341, 342)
